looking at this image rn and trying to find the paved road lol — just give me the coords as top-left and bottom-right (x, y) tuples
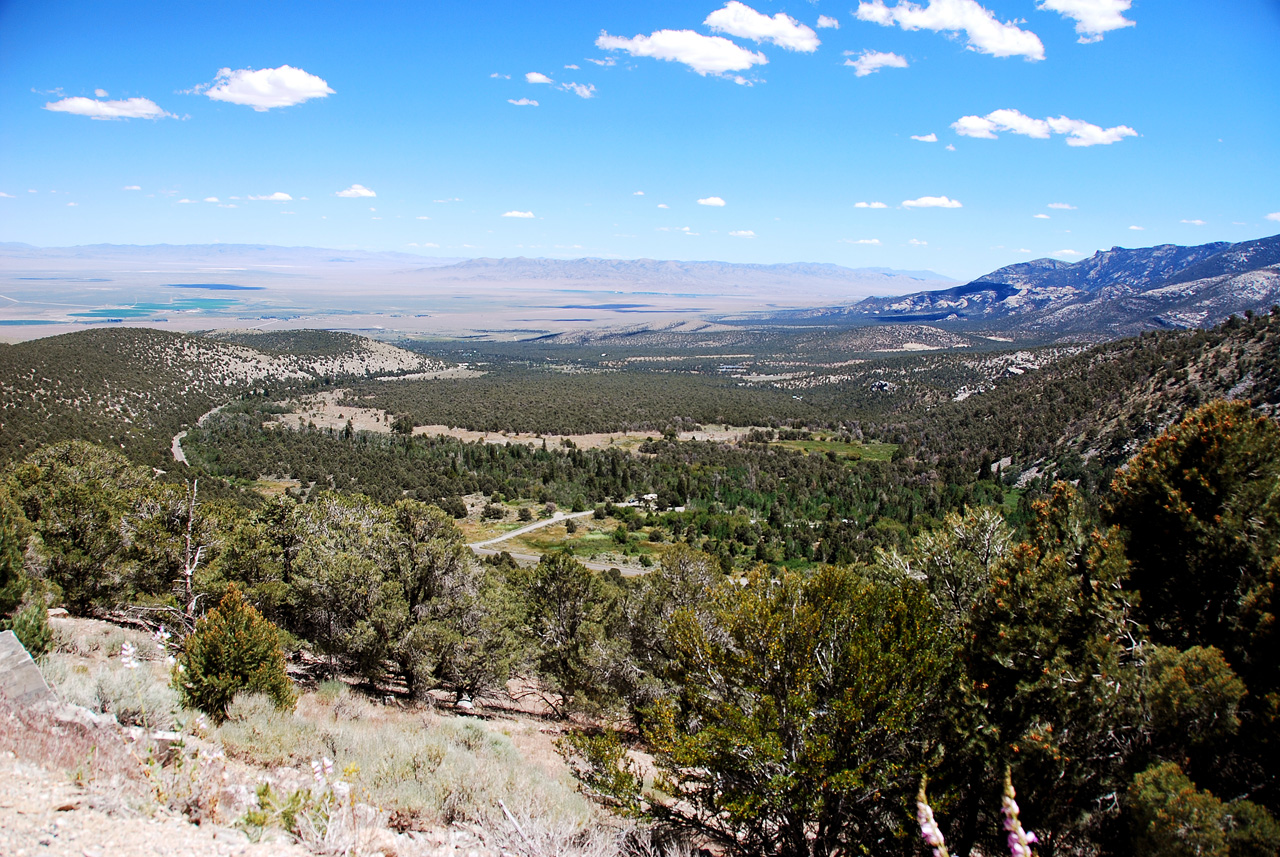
(467, 509), (597, 548)
(467, 509), (649, 576)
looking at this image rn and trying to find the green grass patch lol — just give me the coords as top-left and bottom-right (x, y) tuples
(773, 438), (897, 462)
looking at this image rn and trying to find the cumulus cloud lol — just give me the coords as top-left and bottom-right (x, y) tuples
(1129, 225), (1145, 230)
(842, 238), (882, 245)
(845, 50), (909, 76)
(248, 192), (293, 201)
(729, 230), (756, 237)
(633, 191), (645, 196)
(526, 72), (553, 84)
(336, 184), (376, 198)
(945, 143), (956, 150)
(1038, 0), (1134, 42)
(1181, 219), (1205, 225)
(902, 195), (962, 208)
(657, 203), (670, 209)
(1047, 202), (1076, 209)
(1034, 213), (1051, 219)
(565, 64), (580, 70)
(560, 82), (596, 98)
(66, 202), (78, 207)
(587, 57), (617, 67)
(44, 96), (174, 120)
(1265, 212), (1280, 222)
(177, 199), (195, 204)
(856, 0), (1045, 60)
(508, 98), (539, 106)
(193, 65), (333, 111)
(502, 210), (535, 218)
(0, 192), (13, 198)
(123, 185), (141, 190)
(204, 197), (219, 203)
(911, 133), (938, 142)
(698, 196), (727, 206)
(855, 201), (889, 209)
(953, 108), (1137, 146)
(94, 88), (108, 97)
(908, 238), (928, 245)
(817, 15), (840, 28)
(704, 1), (820, 52)
(596, 29), (767, 77)
(1053, 249), (1083, 256)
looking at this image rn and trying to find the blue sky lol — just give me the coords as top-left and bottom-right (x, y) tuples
(1, 0), (1277, 280)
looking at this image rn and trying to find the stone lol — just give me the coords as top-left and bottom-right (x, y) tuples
(0, 630), (55, 707)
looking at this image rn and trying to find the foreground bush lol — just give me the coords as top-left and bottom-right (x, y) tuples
(177, 584), (295, 723)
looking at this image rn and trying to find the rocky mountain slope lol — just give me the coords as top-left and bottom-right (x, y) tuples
(783, 234), (1280, 340)
(0, 328), (443, 465)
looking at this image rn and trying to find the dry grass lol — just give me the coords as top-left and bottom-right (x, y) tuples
(215, 686), (601, 836)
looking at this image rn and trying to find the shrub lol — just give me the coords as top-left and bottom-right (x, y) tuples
(176, 584), (295, 724)
(7, 598), (52, 658)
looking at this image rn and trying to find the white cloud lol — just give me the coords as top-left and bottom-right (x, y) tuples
(1129, 225), (1144, 230)
(177, 198), (196, 204)
(658, 226), (700, 235)
(903, 195), (962, 208)
(1047, 202), (1076, 209)
(94, 88), (108, 97)
(817, 15), (840, 28)
(953, 108), (1137, 146)
(1181, 219), (1206, 225)
(1017, 248), (1032, 253)
(945, 143), (956, 150)
(502, 210), (535, 218)
(698, 196), (727, 207)
(596, 29), (768, 77)
(66, 202), (78, 207)
(842, 238), (882, 245)
(0, 192), (12, 198)
(560, 82), (596, 98)
(508, 98), (539, 106)
(417, 215), (431, 220)
(1034, 213), (1050, 219)
(204, 197), (219, 203)
(44, 96), (174, 120)
(336, 184), (376, 198)
(911, 133), (938, 142)
(526, 72), (553, 84)
(855, 201), (889, 209)
(729, 229), (756, 237)
(856, 0), (1045, 60)
(1053, 249), (1083, 257)
(435, 197), (462, 203)
(491, 73), (511, 79)
(633, 191), (645, 196)
(657, 203), (670, 209)
(194, 65), (333, 111)
(908, 238), (928, 245)
(218, 203), (237, 208)
(248, 192), (293, 202)
(123, 185), (141, 190)
(565, 64), (580, 70)
(1265, 212), (1280, 222)
(587, 57), (617, 67)
(1038, 0), (1134, 43)
(845, 50), (909, 76)
(704, 2), (820, 52)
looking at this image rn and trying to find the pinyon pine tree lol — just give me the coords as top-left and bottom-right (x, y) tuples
(176, 583), (295, 723)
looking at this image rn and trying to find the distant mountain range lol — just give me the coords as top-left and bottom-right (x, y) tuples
(779, 234), (1280, 340)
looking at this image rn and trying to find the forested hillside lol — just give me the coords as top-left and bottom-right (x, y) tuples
(0, 328), (440, 465)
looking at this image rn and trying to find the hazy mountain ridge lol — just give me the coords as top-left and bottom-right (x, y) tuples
(784, 235), (1280, 339)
